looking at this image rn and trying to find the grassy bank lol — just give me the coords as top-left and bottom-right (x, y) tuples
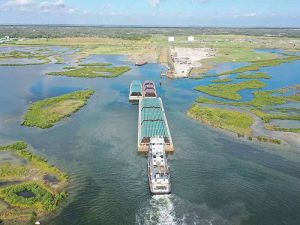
(195, 88), (297, 108)
(212, 78), (232, 83)
(47, 64), (130, 78)
(78, 63), (112, 66)
(236, 72), (271, 79)
(0, 50), (51, 66)
(0, 182), (66, 212)
(251, 109), (300, 123)
(22, 90), (94, 129)
(54, 56), (64, 64)
(214, 55), (300, 76)
(0, 141), (69, 182)
(0, 142), (68, 223)
(255, 136), (281, 144)
(265, 125), (300, 133)
(194, 80), (266, 100)
(187, 104), (253, 137)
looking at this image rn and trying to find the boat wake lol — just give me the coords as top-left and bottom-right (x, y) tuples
(135, 195), (227, 225)
(136, 195), (176, 225)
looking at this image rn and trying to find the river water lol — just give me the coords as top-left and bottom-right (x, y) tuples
(0, 49), (300, 225)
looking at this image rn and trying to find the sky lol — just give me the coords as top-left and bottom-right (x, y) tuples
(0, 0), (299, 27)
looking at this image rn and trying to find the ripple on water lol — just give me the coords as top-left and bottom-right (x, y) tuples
(135, 195), (249, 225)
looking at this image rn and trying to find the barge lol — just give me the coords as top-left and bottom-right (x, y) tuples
(143, 80), (157, 98)
(138, 97), (174, 153)
(129, 80), (142, 102)
(135, 61), (148, 66)
(148, 137), (171, 194)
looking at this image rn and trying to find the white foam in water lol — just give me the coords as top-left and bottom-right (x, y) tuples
(135, 194), (243, 225)
(136, 194), (177, 225)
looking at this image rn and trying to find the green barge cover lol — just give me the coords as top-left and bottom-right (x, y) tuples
(141, 98), (169, 141)
(131, 80), (142, 93)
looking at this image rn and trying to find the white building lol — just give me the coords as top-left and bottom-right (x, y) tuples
(168, 36), (175, 42)
(188, 36), (194, 42)
(5, 36), (10, 40)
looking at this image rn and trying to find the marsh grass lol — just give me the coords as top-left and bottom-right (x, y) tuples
(251, 109), (300, 123)
(265, 125), (300, 133)
(0, 163), (28, 179)
(22, 90), (94, 129)
(47, 64), (130, 78)
(0, 142), (68, 222)
(212, 56), (300, 76)
(194, 80), (266, 100)
(0, 182), (66, 212)
(236, 72), (271, 79)
(187, 104), (253, 137)
(78, 63), (112, 66)
(212, 78), (232, 83)
(255, 136), (281, 144)
(0, 50), (51, 66)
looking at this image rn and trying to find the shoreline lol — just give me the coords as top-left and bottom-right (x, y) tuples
(190, 103), (300, 148)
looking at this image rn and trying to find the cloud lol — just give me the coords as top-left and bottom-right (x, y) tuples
(0, 0), (78, 13)
(194, 0), (210, 3)
(148, 0), (210, 7)
(0, 0), (34, 11)
(148, 0), (161, 7)
(2, 0), (34, 7)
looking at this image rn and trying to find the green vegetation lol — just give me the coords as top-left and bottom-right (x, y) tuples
(0, 50), (51, 66)
(78, 63), (112, 66)
(47, 64), (131, 78)
(270, 107), (300, 114)
(190, 75), (205, 80)
(265, 125), (300, 133)
(213, 56), (300, 76)
(195, 89), (298, 109)
(63, 66), (76, 70)
(255, 136), (281, 144)
(22, 90), (94, 129)
(246, 91), (286, 107)
(187, 104), (253, 137)
(249, 55), (300, 65)
(194, 80), (266, 100)
(54, 56), (64, 64)
(251, 109), (300, 123)
(196, 97), (220, 104)
(212, 78), (232, 83)
(0, 50), (37, 59)
(287, 95), (300, 102)
(0, 182), (66, 212)
(0, 142), (68, 223)
(236, 72), (271, 79)
(0, 141), (69, 182)
(218, 64), (261, 75)
(0, 163), (28, 179)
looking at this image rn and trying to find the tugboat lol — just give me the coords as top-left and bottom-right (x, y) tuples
(147, 137), (171, 194)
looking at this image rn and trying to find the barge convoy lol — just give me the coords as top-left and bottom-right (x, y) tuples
(129, 80), (173, 194)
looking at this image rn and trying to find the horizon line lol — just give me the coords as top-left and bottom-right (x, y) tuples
(0, 24), (299, 29)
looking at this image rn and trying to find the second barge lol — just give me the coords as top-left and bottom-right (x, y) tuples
(129, 80), (142, 102)
(143, 80), (157, 98)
